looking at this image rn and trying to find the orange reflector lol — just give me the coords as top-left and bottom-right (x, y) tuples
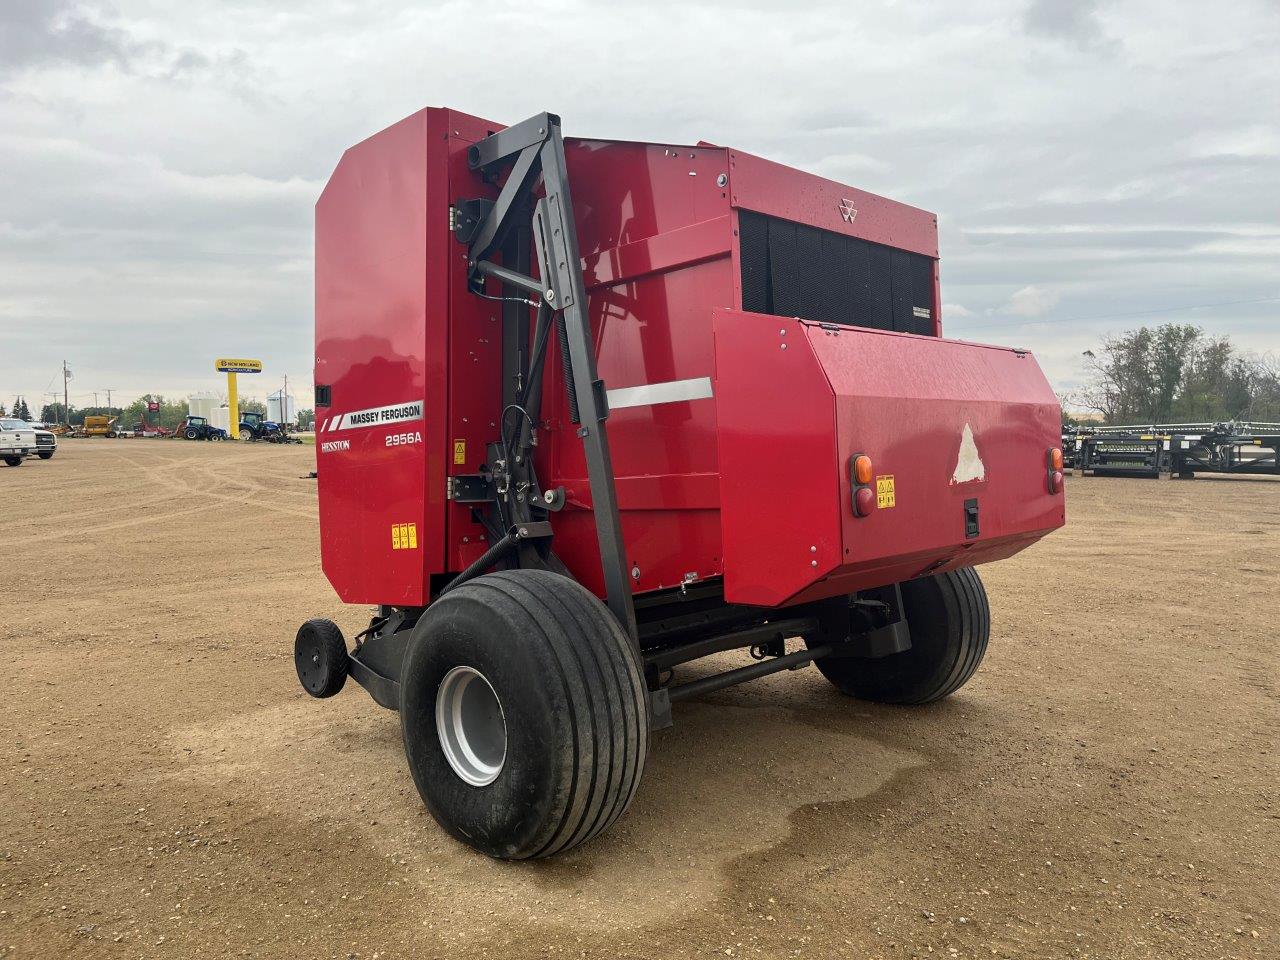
(1049, 447), (1063, 471)
(853, 454), (873, 485)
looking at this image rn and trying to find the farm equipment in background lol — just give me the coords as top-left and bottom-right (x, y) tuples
(133, 421), (172, 438)
(1070, 421), (1280, 478)
(79, 415), (119, 438)
(294, 107), (1066, 860)
(239, 411), (302, 443)
(180, 416), (228, 441)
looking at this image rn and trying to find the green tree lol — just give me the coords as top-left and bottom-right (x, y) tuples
(1080, 324), (1278, 425)
(40, 402), (67, 424)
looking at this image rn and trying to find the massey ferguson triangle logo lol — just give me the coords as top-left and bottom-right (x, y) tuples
(839, 198), (858, 223)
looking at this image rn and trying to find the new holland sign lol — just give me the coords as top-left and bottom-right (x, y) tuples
(215, 358), (263, 374)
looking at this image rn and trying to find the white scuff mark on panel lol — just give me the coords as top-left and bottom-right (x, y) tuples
(951, 422), (986, 484)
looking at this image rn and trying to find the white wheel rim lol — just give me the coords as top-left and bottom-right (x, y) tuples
(436, 666), (506, 786)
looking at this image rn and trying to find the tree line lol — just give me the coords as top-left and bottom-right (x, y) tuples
(1073, 324), (1280, 426)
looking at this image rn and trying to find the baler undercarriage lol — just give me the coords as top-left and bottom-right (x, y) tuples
(299, 108), (1063, 859)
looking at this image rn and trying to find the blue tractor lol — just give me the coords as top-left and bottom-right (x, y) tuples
(239, 411), (301, 443)
(182, 416), (228, 441)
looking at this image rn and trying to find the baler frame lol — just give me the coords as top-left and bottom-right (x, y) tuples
(341, 113), (924, 729)
(450, 112), (637, 643)
(301, 106), (1061, 859)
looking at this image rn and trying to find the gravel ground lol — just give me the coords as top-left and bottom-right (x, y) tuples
(1, 441), (1277, 959)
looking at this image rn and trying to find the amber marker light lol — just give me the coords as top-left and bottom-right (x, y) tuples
(853, 454), (873, 485)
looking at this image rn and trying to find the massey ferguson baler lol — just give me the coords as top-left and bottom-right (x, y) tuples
(296, 108), (1066, 860)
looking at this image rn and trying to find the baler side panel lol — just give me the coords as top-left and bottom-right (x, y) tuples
(818, 326), (1065, 570)
(712, 311), (843, 607)
(314, 109), (444, 606)
(713, 310), (1064, 608)
(538, 142), (735, 597)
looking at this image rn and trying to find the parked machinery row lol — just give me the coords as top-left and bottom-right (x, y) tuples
(1063, 421), (1280, 478)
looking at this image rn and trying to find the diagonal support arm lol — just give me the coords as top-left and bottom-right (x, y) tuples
(456, 113), (638, 645)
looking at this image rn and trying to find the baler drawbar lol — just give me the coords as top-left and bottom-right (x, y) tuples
(296, 108), (1066, 859)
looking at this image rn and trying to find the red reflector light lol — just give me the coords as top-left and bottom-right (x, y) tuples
(854, 485), (875, 516)
(1049, 470), (1064, 494)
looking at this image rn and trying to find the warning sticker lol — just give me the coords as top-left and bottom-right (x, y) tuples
(391, 522), (419, 550)
(876, 475), (896, 509)
(453, 440), (466, 465)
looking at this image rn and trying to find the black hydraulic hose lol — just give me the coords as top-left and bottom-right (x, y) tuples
(436, 531), (519, 599)
(556, 314), (580, 424)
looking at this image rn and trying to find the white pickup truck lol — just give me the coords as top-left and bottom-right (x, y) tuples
(1, 418), (38, 467)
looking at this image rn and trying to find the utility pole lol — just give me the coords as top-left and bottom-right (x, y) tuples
(63, 361), (71, 428)
(93, 391), (99, 408)
(105, 388), (113, 412)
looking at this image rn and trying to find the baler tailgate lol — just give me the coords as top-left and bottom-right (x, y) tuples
(713, 310), (1064, 607)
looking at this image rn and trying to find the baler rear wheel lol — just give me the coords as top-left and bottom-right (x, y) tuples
(399, 569), (648, 860)
(807, 567), (989, 704)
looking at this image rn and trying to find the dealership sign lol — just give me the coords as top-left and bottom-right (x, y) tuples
(215, 358), (263, 374)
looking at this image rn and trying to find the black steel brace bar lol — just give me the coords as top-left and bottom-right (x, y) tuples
(456, 113), (638, 645)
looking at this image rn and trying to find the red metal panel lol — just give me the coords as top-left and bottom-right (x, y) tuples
(712, 311), (843, 606)
(821, 325), (1063, 574)
(713, 309), (1064, 608)
(315, 109), (443, 605)
(727, 150), (938, 259)
(534, 141), (736, 596)
(443, 110), (511, 574)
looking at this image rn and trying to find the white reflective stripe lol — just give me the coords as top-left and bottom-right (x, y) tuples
(606, 376), (714, 410)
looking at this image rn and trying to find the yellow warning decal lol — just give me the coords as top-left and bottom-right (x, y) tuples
(876, 475), (896, 509)
(453, 440), (466, 465)
(391, 522), (419, 550)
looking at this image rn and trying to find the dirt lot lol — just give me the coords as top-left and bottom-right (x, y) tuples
(1, 441), (1277, 959)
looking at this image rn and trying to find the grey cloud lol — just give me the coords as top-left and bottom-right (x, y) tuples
(1022, 0), (1121, 53)
(0, 1), (150, 73)
(0, 0), (1276, 404)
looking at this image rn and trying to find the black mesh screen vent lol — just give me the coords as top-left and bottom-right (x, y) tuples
(738, 210), (935, 335)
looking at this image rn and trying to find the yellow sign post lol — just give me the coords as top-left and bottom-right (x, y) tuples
(214, 358), (263, 439)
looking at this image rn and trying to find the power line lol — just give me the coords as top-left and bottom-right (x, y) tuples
(956, 296), (1280, 333)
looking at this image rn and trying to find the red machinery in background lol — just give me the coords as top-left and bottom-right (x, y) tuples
(296, 108), (1065, 860)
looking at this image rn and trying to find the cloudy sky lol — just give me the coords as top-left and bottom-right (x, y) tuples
(1, 0), (1276, 414)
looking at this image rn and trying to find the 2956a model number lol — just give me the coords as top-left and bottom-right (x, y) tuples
(386, 431), (423, 447)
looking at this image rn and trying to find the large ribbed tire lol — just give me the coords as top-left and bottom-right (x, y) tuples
(400, 569), (648, 860)
(808, 568), (990, 704)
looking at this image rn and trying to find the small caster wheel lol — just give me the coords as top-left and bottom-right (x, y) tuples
(295, 618), (349, 698)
